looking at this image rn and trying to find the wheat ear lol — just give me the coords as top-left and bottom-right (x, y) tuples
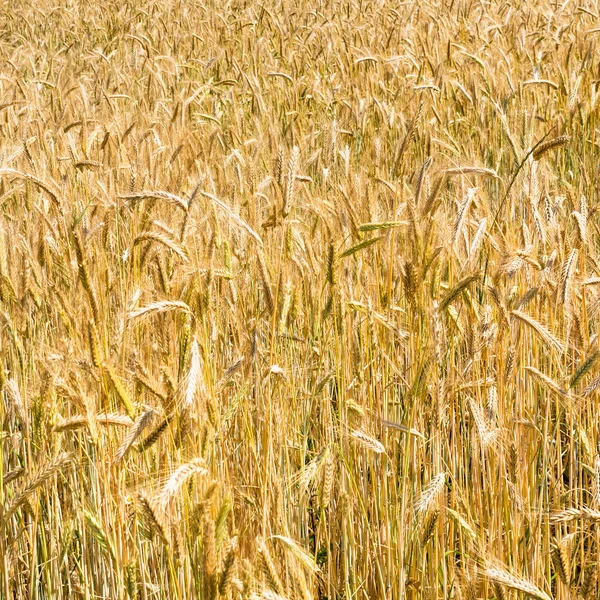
(2, 453), (73, 524)
(483, 566), (552, 600)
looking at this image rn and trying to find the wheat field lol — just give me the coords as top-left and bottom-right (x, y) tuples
(0, 0), (599, 598)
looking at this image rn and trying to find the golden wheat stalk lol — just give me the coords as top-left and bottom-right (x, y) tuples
(483, 566), (552, 600)
(468, 217), (487, 264)
(200, 190), (264, 246)
(118, 190), (188, 211)
(219, 537), (238, 596)
(452, 187), (477, 246)
(55, 413), (134, 431)
(532, 135), (570, 161)
(291, 446), (332, 495)
(257, 251), (274, 314)
(127, 300), (192, 322)
(104, 365), (136, 418)
(137, 493), (170, 544)
(439, 274), (479, 311)
(415, 473), (446, 514)
(510, 310), (564, 353)
(559, 249), (578, 304)
(182, 336), (203, 408)
(549, 507), (600, 523)
(442, 166), (498, 178)
(282, 145), (299, 217)
(523, 366), (568, 397)
(350, 429), (385, 454)
(134, 231), (189, 262)
(155, 458), (208, 511)
(572, 196), (587, 244)
(114, 409), (154, 464)
(0, 168), (61, 205)
(257, 536), (285, 595)
(551, 541), (570, 586)
(2, 453), (73, 524)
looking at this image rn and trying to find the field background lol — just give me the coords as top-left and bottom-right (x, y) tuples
(0, 0), (599, 598)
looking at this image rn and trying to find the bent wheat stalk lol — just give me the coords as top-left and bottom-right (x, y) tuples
(2, 453), (73, 525)
(483, 566), (552, 600)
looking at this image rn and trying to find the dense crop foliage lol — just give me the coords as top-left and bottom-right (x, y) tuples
(0, 1), (599, 598)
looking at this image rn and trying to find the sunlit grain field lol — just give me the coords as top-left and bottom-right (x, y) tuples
(0, 0), (599, 598)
